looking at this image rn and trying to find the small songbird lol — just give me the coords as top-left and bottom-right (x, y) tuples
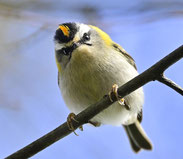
(54, 22), (152, 153)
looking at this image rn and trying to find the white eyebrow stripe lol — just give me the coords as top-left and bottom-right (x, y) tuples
(79, 23), (90, 37)
(55, 42), (64, 51)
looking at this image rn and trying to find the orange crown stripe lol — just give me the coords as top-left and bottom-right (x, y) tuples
(59, 25), (70, 37)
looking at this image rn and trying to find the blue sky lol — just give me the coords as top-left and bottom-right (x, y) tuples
(0, 1), (183, 159)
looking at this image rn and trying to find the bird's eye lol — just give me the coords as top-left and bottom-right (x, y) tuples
(58, 48), (69, 55)
(62, 48), (68, 55)
(83, 33), (90, 41)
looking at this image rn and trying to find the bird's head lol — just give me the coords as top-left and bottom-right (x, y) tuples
(54, 22), (113, 73)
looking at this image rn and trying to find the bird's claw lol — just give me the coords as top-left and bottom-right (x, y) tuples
(67, 113), (83, 136)
(108, 84), (131, 110)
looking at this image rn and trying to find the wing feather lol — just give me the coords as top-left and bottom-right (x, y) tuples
(112, 43), (137, 70)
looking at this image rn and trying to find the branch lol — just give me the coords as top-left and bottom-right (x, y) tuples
(157, 74), (183, 95)
(5, 45), (183, 159)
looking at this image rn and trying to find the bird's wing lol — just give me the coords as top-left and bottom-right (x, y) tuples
(112, 43), (144, 122)
(112, 43), (137, 70)
(137, 109), (143, 123)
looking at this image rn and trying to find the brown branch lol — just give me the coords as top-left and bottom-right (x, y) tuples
(157, 74), (183, 95)
(5, 45), (183, 159)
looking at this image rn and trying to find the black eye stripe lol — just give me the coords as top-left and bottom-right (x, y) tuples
(62, 48), (69, 55)
(57, 48), (70, 55)
(56, 43), (78, 56)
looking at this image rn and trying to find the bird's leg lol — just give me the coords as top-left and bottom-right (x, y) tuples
(108, 84), (131, 110)
(67, 113), (83, 136)
(88, 121), (101, 127)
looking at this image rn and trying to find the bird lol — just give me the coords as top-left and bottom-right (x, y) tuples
(54, 22), (152, 153)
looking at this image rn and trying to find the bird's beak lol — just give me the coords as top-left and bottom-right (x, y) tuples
(66, 37), (92, 59)
(71, 39), (91, 52)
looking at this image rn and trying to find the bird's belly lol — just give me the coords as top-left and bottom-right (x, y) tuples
(60, 56), (144, 125)
(90, 86), (143, 126)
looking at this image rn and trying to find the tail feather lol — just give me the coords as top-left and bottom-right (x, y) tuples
(124, 126), (141, 153)
(123, 121), (152, 152)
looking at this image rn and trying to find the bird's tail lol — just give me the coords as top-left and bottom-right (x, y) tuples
(123, 121), (152, 153)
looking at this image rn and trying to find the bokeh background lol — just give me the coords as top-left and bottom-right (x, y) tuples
(0, 0), (183, 159)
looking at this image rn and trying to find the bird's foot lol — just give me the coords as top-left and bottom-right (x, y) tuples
(67, 113), (83, 136)
(88, 121), (101, 127)
(108, 84), (131, 110)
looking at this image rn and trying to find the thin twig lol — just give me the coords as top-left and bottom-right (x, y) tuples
(157, 74), (183, 95)
(5, 45), (183, 159)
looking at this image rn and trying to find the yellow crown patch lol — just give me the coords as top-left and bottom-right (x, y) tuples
(90, 25), (112, 46)
(58, 25), (70, 37)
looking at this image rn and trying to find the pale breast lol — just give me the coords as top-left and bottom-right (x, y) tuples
(59, 51), (144, 125)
